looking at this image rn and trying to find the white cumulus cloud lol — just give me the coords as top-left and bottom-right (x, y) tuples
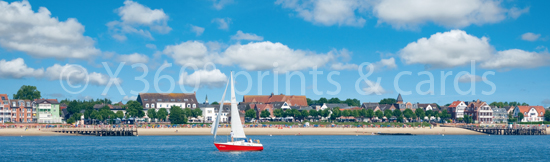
(190, 25), (205, 36)
(212, 0), (234, 10)
(163, 41), (220, 67)
(480, 49), (550, 70)
(0, 0), (100, 59)
(221, 41), (335, 73)
(330, 57), (397, 71)
(231, 30), (263, 41)
(399, 30), (493, 68)
(521, 32), (541, 42)
(212, 18), (231, 30)
(372, 0), (520, 29)
(123, 95), (137, 101)
(116, 53), (149, 64)
(276, 0), (368, 27)
(145, 44), (157, 49)
(179, 69), (228, 88)
(276, 0), (527, 29)
(330, 63), (359, 70)
(458, 74), (484, 83)
(362, 79), (388, 95)
(0, 58), (44, 78)
(107, 0), (171, 41)
(44, 64), (122, 86)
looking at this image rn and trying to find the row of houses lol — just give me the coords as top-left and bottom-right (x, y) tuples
(2, 91), (547, 124)
(0, 94), (62, 123)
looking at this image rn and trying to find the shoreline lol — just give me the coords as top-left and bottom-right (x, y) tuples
(0, 127), (501, 136)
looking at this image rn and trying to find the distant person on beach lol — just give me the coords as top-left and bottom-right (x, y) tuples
(230, 131), (234, 142)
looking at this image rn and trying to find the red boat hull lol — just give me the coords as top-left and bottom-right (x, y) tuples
(214, 143), (264, 151)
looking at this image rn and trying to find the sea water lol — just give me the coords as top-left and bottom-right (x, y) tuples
(0, 135), (548, 161)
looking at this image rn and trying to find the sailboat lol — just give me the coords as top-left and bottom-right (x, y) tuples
(211, 72), (264, 151)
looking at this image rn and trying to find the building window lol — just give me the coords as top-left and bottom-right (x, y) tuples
(171, 99), (175, 102)
(144, 99), (148, 101)
(151, 104), (155, 108)
(157, 99), (162, 101)
(187, 104), (191, 108)
(184, 99), (188, 102)
(193, 104), (196, 108)
(146, 104), (149, 108)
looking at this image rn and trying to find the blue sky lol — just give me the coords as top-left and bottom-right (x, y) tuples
(0, 0), (548, 106)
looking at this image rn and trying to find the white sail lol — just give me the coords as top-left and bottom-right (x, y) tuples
(230, 72), (246, 139)
(211, 79), (229, 140)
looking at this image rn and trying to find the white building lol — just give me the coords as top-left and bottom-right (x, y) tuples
(515, 106), (546, 122)
(137, 93), (199, 113)
(448, 101), (467, 119)
(477, 103), (493, 124)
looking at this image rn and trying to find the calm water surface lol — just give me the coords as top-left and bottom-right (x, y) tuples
(1, 135), (549, 161)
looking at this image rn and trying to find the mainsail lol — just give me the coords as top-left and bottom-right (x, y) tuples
(211, 79), (229, 140)
(229, 72), (246, 139)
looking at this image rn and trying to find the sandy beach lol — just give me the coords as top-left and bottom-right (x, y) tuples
(137, 127), (486, 136)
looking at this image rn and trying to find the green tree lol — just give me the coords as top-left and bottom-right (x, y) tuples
(415, 108), (425, 120)
(321, 109), (330, 120)
(353, 110), (360, 122)
(67, 118), (75, 124)
(425, 110), (434, 118)
(342, 109), (350, 117)
(13, 85), (41, 100)
(301, 110), (309, 120)
(330, 108), (341, 121)
(292, 109), (302, 121)
(307, 98), (312, 105)
(309, 109), (318, 121)
(440, 109), (450, 119)
(393, 109), (402, 118)
(318, 97), (328, 104)
(245, 109), (257, 119)
(157, 108), (168, 122)
(384, 109), (393, 120)
(343, 98), (361, 106)
(126, 100), (145, 118)
(521, 102), (529, 106)
(366, 109), (374, 120)
(211, 101), (219, 105)
(375, 110), (384, 120)
(379, 98), (397, 104)
(517, 113), (524, 122)
(115, 111), (124, 118)
(273, 109), (283, 117)
(147, 109), (157, 120)
(169, 106), (187, 124)
(260, 109), (271, 118)
(193, 108), (202, 118)
(403, 109), (414, 120)
(328, 97), (341, 103)
(545, 110), (550, 121)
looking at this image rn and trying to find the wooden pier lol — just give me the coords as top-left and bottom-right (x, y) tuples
(463, 125), (546, 135)
(50, 127), (138, 136)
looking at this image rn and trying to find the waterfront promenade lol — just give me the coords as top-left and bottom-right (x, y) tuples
(0, 126), (488, 136)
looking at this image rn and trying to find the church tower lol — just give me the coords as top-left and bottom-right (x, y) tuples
(396, 94), (403, 104)
(204, 95), (209, 104)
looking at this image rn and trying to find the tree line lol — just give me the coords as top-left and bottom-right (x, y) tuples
(489, 101), (528, 108)
(245, 107), (452, 123)
(306, 98), (361, 107)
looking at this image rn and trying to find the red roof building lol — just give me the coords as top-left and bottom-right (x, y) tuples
(243, 93), (307, 107)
